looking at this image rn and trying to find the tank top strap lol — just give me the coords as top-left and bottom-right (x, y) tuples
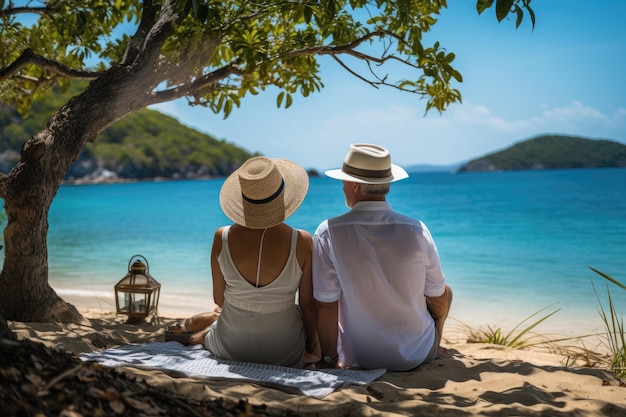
(222, 225), (231, 246)
(289, 227), (298, 253)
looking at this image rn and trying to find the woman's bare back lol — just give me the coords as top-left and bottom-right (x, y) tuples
(227, 223), (294, 287)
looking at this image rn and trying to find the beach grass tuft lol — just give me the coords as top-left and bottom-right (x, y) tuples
(457, 306), (610, 370)
(463, 305), (565, 349)
(590, 267), (626, 381)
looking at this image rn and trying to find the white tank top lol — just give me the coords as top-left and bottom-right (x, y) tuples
(204, 226), (306, 367)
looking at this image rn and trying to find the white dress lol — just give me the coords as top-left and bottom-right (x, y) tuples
(204, 226), (306, 367)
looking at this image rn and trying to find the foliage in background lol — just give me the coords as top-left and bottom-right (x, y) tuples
(0, 82), (254, 180)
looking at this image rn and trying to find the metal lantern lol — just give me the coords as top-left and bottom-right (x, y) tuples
(114, 255), (161, 324)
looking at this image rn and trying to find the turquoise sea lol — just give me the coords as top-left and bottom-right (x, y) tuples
(40, 168), (626, 336)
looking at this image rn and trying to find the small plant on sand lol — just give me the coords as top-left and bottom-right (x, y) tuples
(465, 305), (563, 348)
(590, 267), (626, 381)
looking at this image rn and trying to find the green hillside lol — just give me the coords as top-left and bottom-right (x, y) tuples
(458, 135), (626, 172)
(0, 83), (255, 182)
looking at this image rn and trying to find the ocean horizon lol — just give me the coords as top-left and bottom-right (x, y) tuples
(9, 167), (624, 338)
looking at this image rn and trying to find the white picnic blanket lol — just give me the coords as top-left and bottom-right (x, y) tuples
(80, 341), (386, 398)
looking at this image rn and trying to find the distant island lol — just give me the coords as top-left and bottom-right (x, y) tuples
(457, 135), (626, 172)
(0, 83), (255, 183)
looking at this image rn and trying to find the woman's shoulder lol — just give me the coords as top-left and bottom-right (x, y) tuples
(294, 227), (312, 240)
(294, 227), (313, 255)
(213, 225), (229, 238)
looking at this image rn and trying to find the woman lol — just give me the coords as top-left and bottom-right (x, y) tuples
(184, 156), (318, 367)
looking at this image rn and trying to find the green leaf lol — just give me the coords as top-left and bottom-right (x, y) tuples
(276, 91), (285, 108)
(76, 11), (88, 32)
(223, 99), (233, 119)
(304, 5), (313, 24)
(325, 0), (337, 17)
(514, 5), (523, 28)
(195, 5), (209, 23)
(527, 6), (537, 29)
(451, 69), (463, 82)
(496, 0), (514, 22)
(476, 0), (494, 15)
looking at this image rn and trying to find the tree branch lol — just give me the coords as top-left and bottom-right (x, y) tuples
(331, 54), (425, 95)
(277, 29), (422, 90)
(0, 6), (50, 18)
(330, 55), (379, 87)
(120, 0), (159, 66)
(147, 64), (243, 105)
(129, 0), (178, 80)
(0, 49), (103, 83)
(280, 30), (398, 62)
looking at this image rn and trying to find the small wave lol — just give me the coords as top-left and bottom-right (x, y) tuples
(54, 288), (113, 298)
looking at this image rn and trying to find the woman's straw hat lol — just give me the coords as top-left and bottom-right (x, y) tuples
(325, 143), (408, 184)
(219, 156), (309, 229)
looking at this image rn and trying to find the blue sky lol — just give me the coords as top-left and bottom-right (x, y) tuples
(151, 1), (626, 171)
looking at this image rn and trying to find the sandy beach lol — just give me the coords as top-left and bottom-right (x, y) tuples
(5, 297), (625, 417)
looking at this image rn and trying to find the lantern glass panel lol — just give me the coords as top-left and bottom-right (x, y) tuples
(117, 291), (150, 315)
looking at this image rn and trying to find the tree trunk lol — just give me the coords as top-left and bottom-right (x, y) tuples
(0, 143), (79, 321)
(0, 68), (154, 322)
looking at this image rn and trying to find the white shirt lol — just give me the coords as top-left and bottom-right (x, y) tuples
(313, 201), (446, 370)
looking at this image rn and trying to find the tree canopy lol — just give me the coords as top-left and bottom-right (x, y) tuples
(1, 0), (534, 117)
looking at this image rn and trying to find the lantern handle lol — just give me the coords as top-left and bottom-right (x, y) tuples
(128, 254), (150, 273)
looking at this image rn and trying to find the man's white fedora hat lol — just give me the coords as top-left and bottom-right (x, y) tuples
(325, 143), (409, 184)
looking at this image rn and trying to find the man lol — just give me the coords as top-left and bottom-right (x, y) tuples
(313, 143), (452, 371)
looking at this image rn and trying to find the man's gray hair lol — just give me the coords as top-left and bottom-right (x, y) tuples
(360, 182), (390, 196)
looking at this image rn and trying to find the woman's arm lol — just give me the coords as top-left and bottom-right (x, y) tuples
(211, 227), (226, 308)
(315, 299), (339, 368)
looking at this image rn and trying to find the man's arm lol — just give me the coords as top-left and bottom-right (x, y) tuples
(315, 299), (339, 368)
(425, 285), (453, 343)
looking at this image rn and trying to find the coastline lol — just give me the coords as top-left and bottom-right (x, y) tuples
(61, 173), (225, 186)
(53, 283), (613, 359)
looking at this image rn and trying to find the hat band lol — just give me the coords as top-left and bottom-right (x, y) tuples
(242, 178), (285, 204)
(342, 162), (392, 179)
